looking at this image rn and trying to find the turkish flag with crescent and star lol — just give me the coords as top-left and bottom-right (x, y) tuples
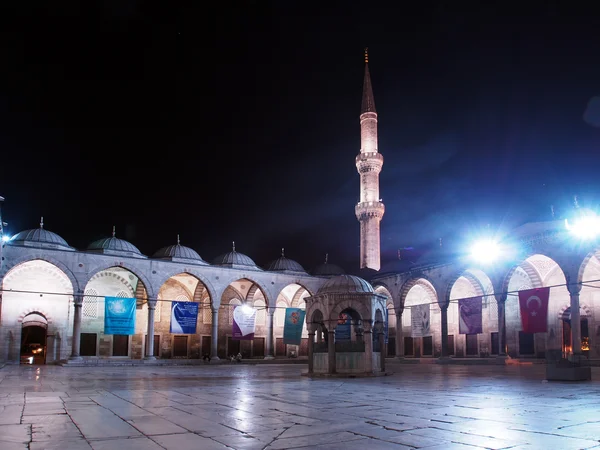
(518, 287), (550, 333)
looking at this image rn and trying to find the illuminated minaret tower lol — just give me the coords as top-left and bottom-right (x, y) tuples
(355, 48), (385, 271)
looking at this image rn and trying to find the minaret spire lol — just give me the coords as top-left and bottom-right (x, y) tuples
(361, 48), (376, 114)
(355, 48), (385, 271)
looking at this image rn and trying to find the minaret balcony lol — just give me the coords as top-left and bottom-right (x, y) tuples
(356, 152), (383, 173)
(355, 201), (385, 220)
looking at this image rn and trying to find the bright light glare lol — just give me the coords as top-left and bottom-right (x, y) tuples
(240, 303), (254, 313)
(1, 235), (10, 242)
(470, 239), (501, 264)
(565, 216), (600, 240)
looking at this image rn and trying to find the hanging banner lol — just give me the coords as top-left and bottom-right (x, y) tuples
(411, 304), (430, 337)
(104, 296), (136, 335)
(232, 305), (257, 340)
(335, 312), (352, 341)
(170, 301), (199, 334)
(283, 307), (306, 345)
(459, 297), (483, 334)
(519, 287), (550, 333)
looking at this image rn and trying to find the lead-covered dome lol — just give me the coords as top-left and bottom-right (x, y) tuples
(317, 274), (374, 295)
(87, 227), (146, 259)
(212, 242), (261, 270)
(152, 236), (208, 265)
(266, 249), (307, 274)
(312, 254), (345, 277)
(8, 217), (75, 251)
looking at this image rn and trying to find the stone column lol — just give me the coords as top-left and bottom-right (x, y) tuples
(440, 303), (449, 358)
(379, 330), (386, 372)
(395, 308), (404, 358)
(495, 293), (507, 356)
(364, 321), (373, 372)
(327, 330), (336, 374)
(70, 295), (83, 360)
(265, 310), (275, 359)
(307, 331), (315, 374)
(211, 308), (220, 360)
(568, 284), (583, 357)
(145, 301), (156, 360)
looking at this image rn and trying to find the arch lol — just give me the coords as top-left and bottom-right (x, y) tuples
(2, 257), (79, 294)
(22, 312), (48, 328)
(84, 262), (155, 300)
(308, 309), (324, 332)
(400, 277), (437, 309)
(17, 308), (53, 325)
(329, 300), (370, 327)
(153, 269), (217, 306)
(557, 303), (592, 320)
(216, 274), (271, 308)
(577, 248), (600, 286)
(291, 285), (312, 307)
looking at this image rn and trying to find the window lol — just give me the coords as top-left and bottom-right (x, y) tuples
(491, 332), (499, 355)
(83, 289), (98, 319)
(465, 334), (478, 356)
(422, 336), (433, 356)
(404, 337), (414, 356)
(518, 331), (535, 355)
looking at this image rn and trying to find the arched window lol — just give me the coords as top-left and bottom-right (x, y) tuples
(254, 299), (266, 325)
(275, 301), (287, 327)
(83, 289), (98, 319)
(229, 299), (242, 324)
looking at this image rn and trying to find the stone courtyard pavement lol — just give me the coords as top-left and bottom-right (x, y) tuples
(1, 361), (600, 450)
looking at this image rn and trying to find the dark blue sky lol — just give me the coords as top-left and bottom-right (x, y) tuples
(1, 2), (600, 274)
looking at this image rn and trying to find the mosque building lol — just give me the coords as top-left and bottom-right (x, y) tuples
(0, 51), (599, 368)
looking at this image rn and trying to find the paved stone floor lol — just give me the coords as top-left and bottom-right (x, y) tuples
(1, 361), (600, 450)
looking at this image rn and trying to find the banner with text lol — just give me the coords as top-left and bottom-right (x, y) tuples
(232, 305), (257, 340)
(411, 304), (430, 337)
(283, 308), (306, 345)
(170, 301), (199, 334)
(104, 296), (136, 335)
(458, 297), (483, 334)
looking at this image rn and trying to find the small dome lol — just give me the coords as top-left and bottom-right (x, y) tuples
(317, 274), (374, 295)
(212, 242), (261, 270)
(87, 227), (145, 258)
(8, 218), (74, 251)
(153, 236), (208, 265)
(312, 254), (345, 276)
(267, 249), (307, 273)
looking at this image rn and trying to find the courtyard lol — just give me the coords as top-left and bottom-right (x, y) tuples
(0, 361), (599, 449)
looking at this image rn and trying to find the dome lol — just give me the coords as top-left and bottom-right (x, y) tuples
(266, 249), (307, 273)
(152, 236), (208, 265)
(317, 274), (374, 295)
(87, 227), (146, 258)
(8, 218), (74, 252)
(212, 243), (261, 270)
(312, 254), (345, 276)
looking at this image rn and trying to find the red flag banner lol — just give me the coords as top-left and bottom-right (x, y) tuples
(518, 287), (550, 333)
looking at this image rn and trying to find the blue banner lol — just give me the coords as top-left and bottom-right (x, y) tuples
(283, 308), (306, 345)
(104, 296), (136, 335)
(170, 301), (199, 334)
(335, 312), (352, 341)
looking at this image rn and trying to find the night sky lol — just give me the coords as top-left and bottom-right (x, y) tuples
(1, 2), (600, 275)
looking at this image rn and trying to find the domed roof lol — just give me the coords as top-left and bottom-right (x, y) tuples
(317, 274), (374, 295)
(266, 249), (307, 273)
(212, 242), (261, 270)
(312, 254), (345, 276)
(87, 227), (146, 259)
(8, 217), (74, 251)
(152, 236), (208, 265)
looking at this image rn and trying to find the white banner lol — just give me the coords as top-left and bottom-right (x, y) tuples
(411, 304), (430, 337)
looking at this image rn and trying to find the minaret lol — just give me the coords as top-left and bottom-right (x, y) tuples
(355, 48), (385, 271)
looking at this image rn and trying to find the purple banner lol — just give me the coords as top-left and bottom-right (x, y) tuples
(458, 296), (482, 335)
(232, 305), (256, 340)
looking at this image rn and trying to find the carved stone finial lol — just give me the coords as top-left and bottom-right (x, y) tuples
(112, 225), (116, 237)
(281, 247), (285, 257)
(232, 241), (235, 252)
(40, 216), (44, 229)
(177, 234), (180, 245)
(325, 253), (328, 264)
(574, 195), (579, 209)
(364, 47), (368, 64)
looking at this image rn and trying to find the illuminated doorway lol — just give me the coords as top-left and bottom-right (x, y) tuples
(561, 307), (589, 357)
(20, 313), (47, 365)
